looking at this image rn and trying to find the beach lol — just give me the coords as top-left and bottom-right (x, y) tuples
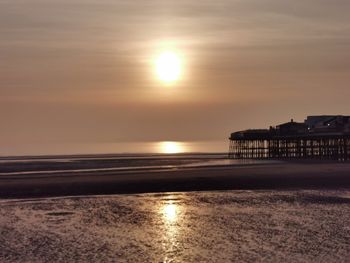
(1, 190), (350, 262)
(0, 155), (350, 198)
(1, 155), (350, 262)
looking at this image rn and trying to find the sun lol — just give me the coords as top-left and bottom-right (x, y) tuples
(155, 51), (181, 83)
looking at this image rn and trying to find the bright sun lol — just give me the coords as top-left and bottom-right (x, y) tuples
(155, 51), (181, 83)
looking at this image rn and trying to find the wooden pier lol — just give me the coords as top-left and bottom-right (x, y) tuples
(229, 116), (350, 161)
(229, 135), (350, 161)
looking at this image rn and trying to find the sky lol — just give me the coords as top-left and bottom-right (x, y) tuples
(1, 0), (350, 152)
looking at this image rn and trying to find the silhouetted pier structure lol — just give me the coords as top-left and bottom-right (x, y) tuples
(229, 115), (350, 161)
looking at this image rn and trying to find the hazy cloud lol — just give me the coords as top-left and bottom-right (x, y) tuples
(1, 0), (350, 150)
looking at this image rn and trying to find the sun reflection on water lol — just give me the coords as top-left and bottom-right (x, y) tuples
(159, 195), (183, 262)
(158, 141), (185, 154)
(163, 203), (177, 222)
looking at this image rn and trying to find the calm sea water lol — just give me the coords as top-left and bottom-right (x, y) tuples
(0, 140), (228, 156)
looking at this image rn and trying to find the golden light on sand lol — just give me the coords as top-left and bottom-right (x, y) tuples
(163, 203), (177, 222)
(155, 51), (181, 83)
(159, 141), (184, 154)
(158, 195), (185, 263)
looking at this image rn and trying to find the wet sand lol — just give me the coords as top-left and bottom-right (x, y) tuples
(1, 158), (350, 262)
(1, 190), (349, 262)
(0, 161), (350, 198)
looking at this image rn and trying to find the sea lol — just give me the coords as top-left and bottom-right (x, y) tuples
(0, 140), (228, 157)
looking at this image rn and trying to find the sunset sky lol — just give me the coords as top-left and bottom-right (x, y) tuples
(1, 1), (350, 153)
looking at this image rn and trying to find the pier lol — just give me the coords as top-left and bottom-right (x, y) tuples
(229, 115), (350, 161)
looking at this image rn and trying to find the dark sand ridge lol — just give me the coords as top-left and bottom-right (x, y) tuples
(1, 162), (350, 198)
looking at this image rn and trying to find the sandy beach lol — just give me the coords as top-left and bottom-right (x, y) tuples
(0, 156), (350, 198)
(1, 190), (350, 262)
(1, 156), (350, 262)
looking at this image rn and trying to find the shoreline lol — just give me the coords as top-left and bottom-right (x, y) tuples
(1, 162), (350, 199)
